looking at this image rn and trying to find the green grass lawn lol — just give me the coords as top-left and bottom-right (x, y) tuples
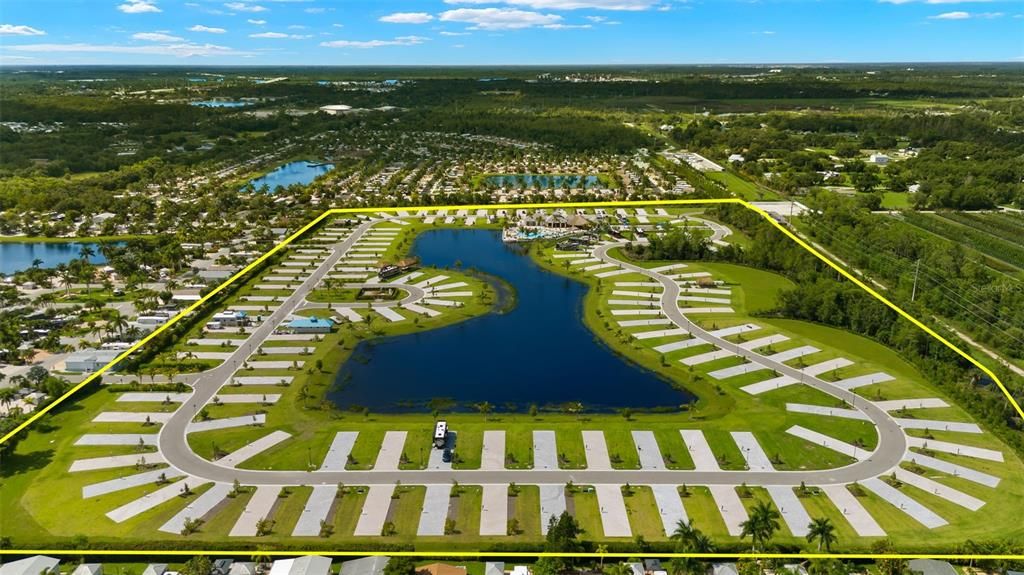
(3, 214), (1023, 552)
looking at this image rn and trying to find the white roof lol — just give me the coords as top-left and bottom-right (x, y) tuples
(0, 556), (60, 575)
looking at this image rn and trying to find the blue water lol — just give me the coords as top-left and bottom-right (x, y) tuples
(485, 174), (600, 189)
(246, 161), (335, 192)
(190, 100), (251, 108)
(0, 242), (112, 275)
(329, 229), (692, 412)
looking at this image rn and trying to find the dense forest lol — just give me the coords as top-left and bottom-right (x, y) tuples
(670, 110), (1024, 209)
(797, 196), (1024, 366)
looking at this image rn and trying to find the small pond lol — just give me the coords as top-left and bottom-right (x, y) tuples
(246, 161), (335, 192)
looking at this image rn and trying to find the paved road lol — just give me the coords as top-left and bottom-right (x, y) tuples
(156, 232), (905, 488)
(686, 216), (731, 246)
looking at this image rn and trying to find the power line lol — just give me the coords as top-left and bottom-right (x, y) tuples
(805, 222), (1024, 351)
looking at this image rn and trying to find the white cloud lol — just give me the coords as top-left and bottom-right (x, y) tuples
(379, 12), (435, 24)
(118, 0), (161, 14)
(0, 24), (46, 36)
(439, 7), (562, 29)
(288, 24), (307, 29)
(6, 42), (251, 58)
(189, 25), (227, 33)
(247, 19), (266, 24)
(444, 0), (655, 9)
(332, 23), (344, 27)
(542, 22), (591, 28)
(930, 10), (971, 18)
(304, 7), (327, 13)
(249, 31), (311, 38)
(225, 2), (267, 12)
(132, 31), (184, 41)
(584, 15), (606, 21)
(321, 35), (428, 48)
(439, 30), (471, 35)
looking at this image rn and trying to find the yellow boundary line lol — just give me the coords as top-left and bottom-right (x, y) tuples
(1, 198), (1021, 561)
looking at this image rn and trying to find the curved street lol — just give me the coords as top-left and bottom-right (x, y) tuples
(156, 227), (907, 487)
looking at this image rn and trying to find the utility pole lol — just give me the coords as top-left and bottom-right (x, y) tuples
(911, 259), (921, 302)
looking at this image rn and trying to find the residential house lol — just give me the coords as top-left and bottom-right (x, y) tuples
(711, 564), (739, 575)
(0, 556), (60, 575)
(65, 349), (120, 373)
(211, 310), (250, 328)
(71, 565), (103, 575)
(141, 564), (168, 575)
(909, 560), (957, 575)
(286, 316), (334, 334)
(416, 564), (467, 575)
(269, 557), (331, 575)
(339, 557), (389, 575)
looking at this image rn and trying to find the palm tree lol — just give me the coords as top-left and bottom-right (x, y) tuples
(669, 518), (713, 574)
(806, 517), (837, 552)
(0, 387), (17, 413)
(37, 292), (57, 309)
(740, 500), (781, 551)
(596, 544), (608, 570)
(79, 245), (96, 262)
(108, 311), (130, 339)
(57, 264), (73, 296)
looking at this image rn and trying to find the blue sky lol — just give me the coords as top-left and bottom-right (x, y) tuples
(1, 0), (1022, 65)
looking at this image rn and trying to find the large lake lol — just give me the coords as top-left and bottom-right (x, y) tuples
(247, 161), (335, 192)
(329, 229), (692, 412)
(0, 242), (112, 275)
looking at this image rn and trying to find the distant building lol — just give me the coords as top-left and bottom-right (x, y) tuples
(484, 563), (505, 575)
(339, 557), (389, 575)
(287, 316), (334, 334)
(319, 104), (353, 115)
(65, 349), (120, 373)
(728, 153), (745, 163)
(869, 153), (890, 165)
(0, 556), (60, 575)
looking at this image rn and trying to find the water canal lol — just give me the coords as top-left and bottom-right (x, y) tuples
(329, 228), (692, 412)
